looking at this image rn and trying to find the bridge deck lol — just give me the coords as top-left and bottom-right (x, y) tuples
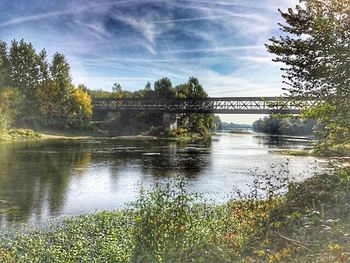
(92, 97), (316, 114)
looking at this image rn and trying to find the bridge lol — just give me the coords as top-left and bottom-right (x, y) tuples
(92, 97), (316, 129)
(92, 97), (316, 115)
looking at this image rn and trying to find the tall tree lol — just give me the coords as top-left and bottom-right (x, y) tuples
(154, 78), (176, 99)
(112, 83), (123, 98)
(37, 49), (49, 82)
(266, 0), (350, 150)
(9, 39), (41, 97)
(50, 52), (73, 91)
(0, 41), (10, 89)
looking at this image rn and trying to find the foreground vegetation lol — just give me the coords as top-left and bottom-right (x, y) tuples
(281, 144), (350, 158)
(0, 167), (349, 262)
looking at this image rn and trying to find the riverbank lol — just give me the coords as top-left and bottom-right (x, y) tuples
(0, 128), (41, 141)
(0, 168), (349, 262)
(280, 144), (350, 158)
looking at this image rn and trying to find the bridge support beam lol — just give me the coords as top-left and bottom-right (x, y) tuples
(163, 113), (178, 130)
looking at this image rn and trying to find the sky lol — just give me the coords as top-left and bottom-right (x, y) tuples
(0, 0), (299, 123)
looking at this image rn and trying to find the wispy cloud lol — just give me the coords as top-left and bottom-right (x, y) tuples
(0, 10), (71, 27)
(162, 45), (264, 54)
(1, 0), (294, 110)
(0, 0), (147, 28)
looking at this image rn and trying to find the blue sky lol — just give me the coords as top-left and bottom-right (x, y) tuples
(0, 0), (298, 123)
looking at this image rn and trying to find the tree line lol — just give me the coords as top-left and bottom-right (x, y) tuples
(90, 77), (216, 137)
(0, 39), (215, 136)
(253, 116), (315, 136)
(0, 39), (92, 129)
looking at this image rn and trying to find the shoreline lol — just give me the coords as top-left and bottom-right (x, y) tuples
(41, 133), (158, 141)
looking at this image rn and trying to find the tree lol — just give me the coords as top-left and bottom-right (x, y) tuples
(112, 83), (123, 98)
(154, 78), (176, 99)
(36, 80), (66, 128)
(8, 39), (48, 120)
(0, 41), (10, 89)
(50, 52), (73, 91)
(0, 87), (23, 125)
(266, 0), (350, 150)
(37, 49), (49, 82)
(9, 39), (42, 98)
(187, 77), (207, 98)
(0, 109), (10, 129)
(175, 77), (213, 135)
(70, 88), (92, 128)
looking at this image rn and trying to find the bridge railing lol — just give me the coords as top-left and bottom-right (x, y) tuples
(92, 97), (318, 114)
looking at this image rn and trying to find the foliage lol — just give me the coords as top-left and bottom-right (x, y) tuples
(9, 39), (43, 97)
(0, 166), (349, 262)
(253, 116), (315, 135)
(36, 80), (67, 128)
(154, 77), (176, 99)
(0, 129), (41, 141)
(90, 77), (214, 137)
(70, 88), (93, 128)
(0, 41), (11, 89)
(174, 77), (214, 137)
(266, 0), (350, 151)
(166, 128), (190, 140)
(304, 102), (350, 153)
(50, 52), (72, 90)
(0, 39), (93, 130)
(0, 109), (10, 129)
(0, 87), (23, 125)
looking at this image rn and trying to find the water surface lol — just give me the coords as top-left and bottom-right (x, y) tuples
(0, 133), (325, 228)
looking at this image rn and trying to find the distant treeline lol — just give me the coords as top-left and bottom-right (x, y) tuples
(253, 116), (315, 136)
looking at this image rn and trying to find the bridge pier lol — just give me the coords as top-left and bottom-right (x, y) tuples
(163, 113), (178, 130)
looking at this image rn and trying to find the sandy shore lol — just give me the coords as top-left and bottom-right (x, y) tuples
(41, 133), (157, 141)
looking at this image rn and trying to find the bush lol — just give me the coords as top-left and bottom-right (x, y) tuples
(0, 109), (10, 129)
(0, 87), (23, 125)
(165, 128), (190, 139)
(69, 88), (92, 128)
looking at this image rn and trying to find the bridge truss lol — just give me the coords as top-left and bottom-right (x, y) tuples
(92, 97), (317, 114)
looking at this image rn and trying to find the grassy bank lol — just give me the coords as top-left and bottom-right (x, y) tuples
(281, 144), (350, 158)
(0, 167), (349, 262)
(0, 129), (41, 141)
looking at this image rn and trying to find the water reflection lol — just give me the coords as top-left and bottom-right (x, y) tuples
(0, 133), (324, 228)
(0, 141), (91, 226)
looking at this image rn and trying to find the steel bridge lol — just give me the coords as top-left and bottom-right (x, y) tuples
(92, 97), (316, 115)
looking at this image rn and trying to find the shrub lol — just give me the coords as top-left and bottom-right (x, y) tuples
(0, 109), (10, 129)
(0, 87), (23, 125)
(69, 88), (92, 128)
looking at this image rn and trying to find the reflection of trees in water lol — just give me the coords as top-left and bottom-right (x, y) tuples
(140, 140), (212, 178)
(253, 135), (311, 149)
(0, 141), (92, 226)
(0, 139), (212, 226)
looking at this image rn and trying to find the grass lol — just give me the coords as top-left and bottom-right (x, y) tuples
(0, 128), (41, 141)
(0, 166), (349, 262)
(281, 144), (350, 158)
(280, 149), (312, 157)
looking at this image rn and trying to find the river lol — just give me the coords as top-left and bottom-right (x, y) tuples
(0, 133), (326, 228)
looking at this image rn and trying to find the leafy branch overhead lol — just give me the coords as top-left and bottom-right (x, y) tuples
(266, 0), (350, 151)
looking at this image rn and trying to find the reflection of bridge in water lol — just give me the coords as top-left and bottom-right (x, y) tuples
(92, 97), (317, 129)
